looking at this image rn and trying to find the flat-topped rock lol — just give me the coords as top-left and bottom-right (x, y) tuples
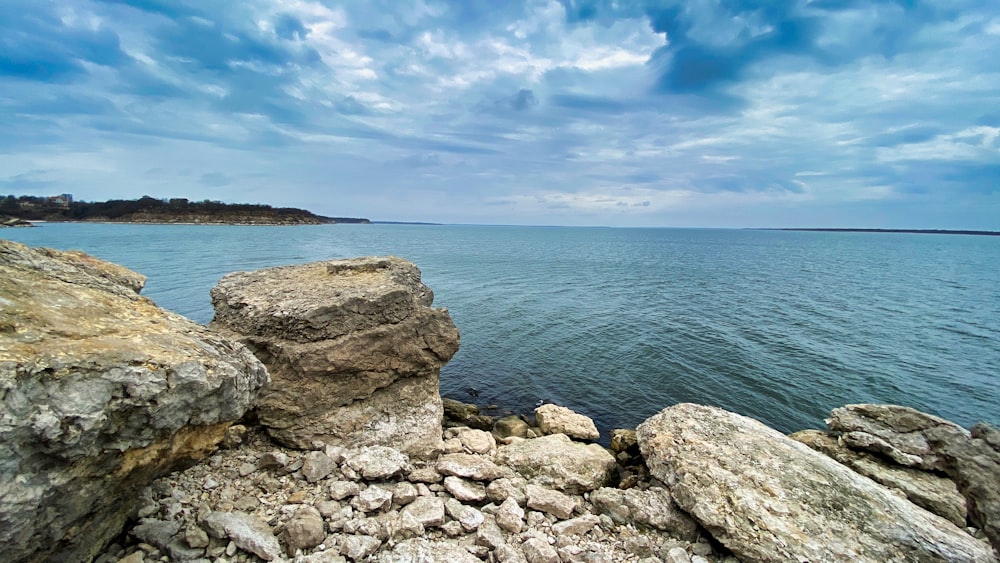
(0, 240), (268, 563)
(494, 433), (616, 494)
(210, 256), (459, 457)
(638, 403), (996, 563)
(534, 404), (600, 441)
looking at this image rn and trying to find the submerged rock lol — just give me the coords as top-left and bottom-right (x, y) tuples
(0, 240), (268, 563)
(638, 403), (996, 562)
(210, 256), (460, 458)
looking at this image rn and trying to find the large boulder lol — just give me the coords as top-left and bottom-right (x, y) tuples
(791, 429), (967, 527)
(637, 403), (996, 563)
(210, 256), (459, 458)
(494, 433), (616, 494)
(0, 240), (268, 563)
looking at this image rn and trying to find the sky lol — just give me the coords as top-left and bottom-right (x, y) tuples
(1, 0), (998, 228)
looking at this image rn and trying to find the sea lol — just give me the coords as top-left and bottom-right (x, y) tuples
(4, 223), (999, 438)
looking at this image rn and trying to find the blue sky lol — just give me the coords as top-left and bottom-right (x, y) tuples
(1, 0), (998, 227)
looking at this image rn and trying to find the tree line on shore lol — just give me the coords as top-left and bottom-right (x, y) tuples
(0, 195), (368, 224)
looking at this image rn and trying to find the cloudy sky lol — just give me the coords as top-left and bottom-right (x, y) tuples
(2, 0), (998, 227)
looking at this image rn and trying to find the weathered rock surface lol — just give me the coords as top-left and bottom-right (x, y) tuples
(638, 403), (996, 562)
(589, 486), (699, 541)
(0, 240), (268, 563)
(826, 404), (969, 471)
(495, 433), (616, 494)
(791, 429), (967, 526)
(210, 256), (460, 457)
(534, 404), (600, 440)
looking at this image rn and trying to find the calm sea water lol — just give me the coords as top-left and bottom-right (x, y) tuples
(4, 223), (999, 436)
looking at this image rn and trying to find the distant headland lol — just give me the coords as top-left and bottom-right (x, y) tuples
(0, 194), (369, 226)
(764, 228), (1000, 237)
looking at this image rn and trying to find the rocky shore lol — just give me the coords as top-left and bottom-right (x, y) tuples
(1, 239), (997, 562)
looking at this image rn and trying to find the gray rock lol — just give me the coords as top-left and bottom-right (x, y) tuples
(258, 452), (288, 470)
(0, 241), (268, 563)
(638, 403), (997, 563)
(401, 496), (446, 528)
(184, 525), (210, 549)
(496, 434), (616, 494)
(388, 510), (425, 540)
(344, 446), (410, 480)
(494, 416), (529, 440)
(210, 256), (459, 458)
(791, 429), (967, 526)
(330, 480), (361, 501)
(534, 404), (600, 441)
(352, 485), (394, 513)
(458, 428), (496, 454)
(522, 537), (559, 563)
(283, 506), (326, 552)
(495, 496), (525, 533)
(444, 498), (485, 531)
(826, 404), (969, 471)
(132, 519), (181, 550)
(373, 537), (482, 563)
(201, 511), (282, 561)
(487, 477), (527, 505)
(392, 481), (418, 507)
(475, 515), (506, 550)
(166, 538), (205, 562)
(551, 514), (601, 536)
(436, 452), (504, 481)
(340, 534), (382, 561)
(494, 543), (528, 563)
(526, 484), (575, 520)
(302, 451), (337, 483)
(443, 475), (487, 502)
(589, 487), (699, 541)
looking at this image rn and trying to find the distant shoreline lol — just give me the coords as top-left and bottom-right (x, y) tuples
(762, 228), (1000, 237)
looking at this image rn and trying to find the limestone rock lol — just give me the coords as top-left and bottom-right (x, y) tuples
(401, 496), (446, 528)
(534, 404), (600, 441)
(494, 416), (529, 439)
(496, 496), (525, 533)
(522, 537), (559, 563)
(0, 240), (268, 563)
(495, 433), (616, 494)
(638, 403), (996, 563)
(302, 451), (337, 483)
(202, 511), (282, 561)
(526, 484), (575, 519)
(436, 452), (504, 481)
(210, 256), (460, 457)
(444, 476), (487, 502)
(458, 428), (496, 454)
(283, 506), (326, 552)
(589, 487), (699, 541)
(374, 537), (482, 563)
(552, 514), (601, 536)
(341, 534), (382, 561)
(791, 429), (967, 526)
(344, 446), (410, 480)
(826, 404), (969, 471)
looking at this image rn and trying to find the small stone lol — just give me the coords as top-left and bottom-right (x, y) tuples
(445, 498), (485, 532)
(330, 481), (361, 501)
(390, 510), (426, 540)
(185, 525), (210, 549)
(284, 506), (326, 552)
(551, 514), (600, 536)
(341, 535), (382, 560)
(165, 538), (204, 561)
(522, 537), (559, 563)
(487, 477), (526, 505)
(475, 515), (505, 550)
(494, 416), (529, 439)
(444, 476), (487, 502)
(408, 466), (443, 483)
(317, 500), (341, 518)
(352, 485), (394, 513)
(131, 519), (181, 550)
(344, 446), (410, 480)
(440, 520), (465, 537)
(436, 453), (503, 481)
(202, 512), (282, 561)
(392, 482), (419, 506)
(664, 547), (691, 563)
(495, 497), (525, 533)
(221, 425), (248, 449)
(287, 490), (308, 504)
(443, 438), (464, 453)
(458, 429), (496, 454)
(238, 462), (258, 477)
(534, 404), (600, 441)
(258, 452), (288, 470)
(526, 485), (575, 520)
(233, 495), (260, 512)
(401, 496), (446, 527)
(116, 552), (145, 563)
(302, 451), (337, 483)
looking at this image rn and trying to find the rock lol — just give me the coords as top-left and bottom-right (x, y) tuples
(494, 543), (528, 563)
(436, 453), (504, 481)
(445, 498), (485, 531)
(826, 404), (969, 471)
(202, 511), (282, 561)
(925, 421), (1000, 554)
(391, 482), (418, 507)
(302, 451), (337, 483)
(444, 476), (487, 502)
(401, 496), (446, 528)
(131, 518), (181, 550)
(330, 480), (361, 501)
(166, 537), (205, 561)
(344, 446), (410, 480)
(791, 429), (967, 526)
(637, 403), (996, 563)
(258, 451), (288, 470)
(458, 428), (497, 454)
(610, 429), (639, 454)
(443, 398), (480, 424)
(389, 510), (425, 540)
(552, 513), (601, 537)
(283, 506), (326, 552)
(494, 416), (529, 439)
(526, 484), (575, 520)
(210, 256), (460, 458)
(221, 425), (248, 449)
(475, 515), (506, 551)
(496, 496), (525, 533)
(522, 537), (560, 563)
(185, 524), (210, 549)
(589, 487), (699, 541)
(374, 537), (482, 563)
(341, 534), (382, 561)
(0, 240), (268, 563)
(495, 434), (616, 494)
(664, 546), (691, 563)
(534, 404), (600, 441)
(487, 477), (527, 506)
(407, 466), (443, 484)
(352, 485), (394, 513)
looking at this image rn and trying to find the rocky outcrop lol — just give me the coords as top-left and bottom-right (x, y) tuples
(637, 403), (996, 563)
(0, 240), (268, 563)
(791, 429), (967, 526)
(210, 256), (460, 458)
(534, 404), (600, 441)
